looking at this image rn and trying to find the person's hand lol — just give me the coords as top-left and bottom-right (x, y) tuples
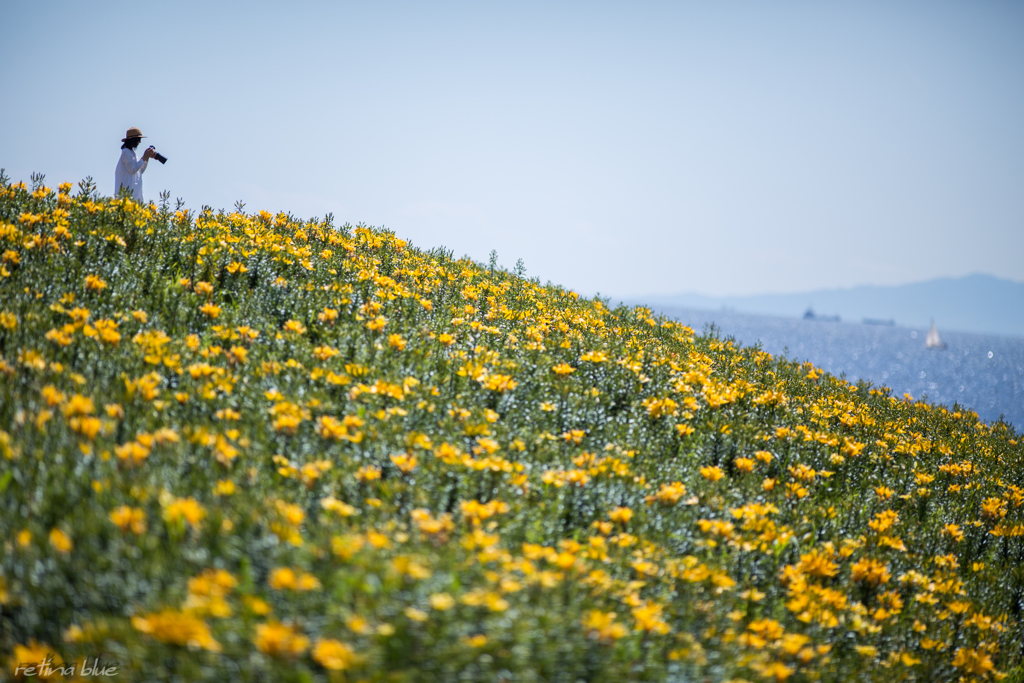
(142, 147), (155, 160)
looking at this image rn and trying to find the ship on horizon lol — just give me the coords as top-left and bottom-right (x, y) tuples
(803, 307), (841, 322)
(926, 320), (948, 350)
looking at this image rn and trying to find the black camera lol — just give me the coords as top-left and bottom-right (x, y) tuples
(147, 146), (168, 164)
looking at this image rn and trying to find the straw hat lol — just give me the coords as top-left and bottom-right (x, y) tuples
(121, 127), (146, 142)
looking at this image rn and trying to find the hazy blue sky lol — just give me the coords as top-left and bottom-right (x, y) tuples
(2, 1), (1022, 299)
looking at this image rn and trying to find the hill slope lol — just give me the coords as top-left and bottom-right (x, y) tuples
(1, 175), (1023, 682)
(638, 274), (1024, 338)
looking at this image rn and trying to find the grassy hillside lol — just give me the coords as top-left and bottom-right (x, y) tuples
(1, 173), (1023, 682)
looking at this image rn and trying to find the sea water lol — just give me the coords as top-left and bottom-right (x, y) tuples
(649, 306), (1024, 432)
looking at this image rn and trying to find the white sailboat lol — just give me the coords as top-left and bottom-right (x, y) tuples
(925, 320), (947, 350)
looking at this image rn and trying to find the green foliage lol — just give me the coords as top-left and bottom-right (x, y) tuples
(0, 174), (1022, 682)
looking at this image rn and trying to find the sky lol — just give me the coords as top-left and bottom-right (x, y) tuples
(1, 1), (1022, 300)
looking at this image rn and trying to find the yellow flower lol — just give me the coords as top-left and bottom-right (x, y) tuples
(275, 499), (306, 526)
(321, 497), (359, 516)
(645, 482), (687, 505)
(631, 600), (670, 634)
(429, 593), (456, 610)
(788, 464), (816, 482)
(49, 528), (72, 554)
(390, 452), (418, 473)
(951, 647), (995, 675)
(463, 634), (488, 648)
(188, 568), (237, 597)
(253, 621), (309, 657)
(700, 466), (725, 482)
(552, 363), (576, 376)
(17, 529), (32, 547)
(10, 640), (63, 678)
(110, 506), (147, 533)
(868, 510), (899, 534)
(485, 592), (509, 612)
(62, 394), (94, 417)
(980, 497), (1007, 519)
(855, 645), (878, 658)
(874, 486), (895, 500)
(643, 397), (678, 418)
(946, 600), (972, 615)
(114, 440), (150, 465)
(313, 344), (340, 360)
(317, 415), (363, 442)
(199, 303), (221, 318)
(41, 385), (65, 407)
(214, 480), (236, 496)
(84, 274), (107, 291)
(755, 661), (794, 681)
(608, 507), (633, 524)
(582, 610), (628, 641)
(132, 610), (221, 651)
(346, 615), (371, 633)
(366, 530), (390, 549)
(411, 509), (454, 537)
(405, 606), (429, 621)
(460, 499), (510, 525)
(18, 349), (46, 372)
(228, 345), (247, 364)
(298, 573), (322, 591)
(388, 333), (406, 350)
(734, 457), (755, 473)
(244, 595), (272, 615)
(356, 465), (381, 482)
(850, 557), (890, 585)
(283, 319), (307, 335)
(163, 496), (206, 529)
(795, 548), (839, 578)
(900, 652), (921, 666)
(332, 534), (366, 560)
(312, 638), (357, 670)
(481, 373), (518, 392)
(392, 556), (431, 580)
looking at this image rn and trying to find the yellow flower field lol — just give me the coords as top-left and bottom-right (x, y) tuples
(1, 172), (1022, 681)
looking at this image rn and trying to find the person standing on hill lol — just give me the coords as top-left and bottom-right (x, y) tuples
(114, 127), (156, 202)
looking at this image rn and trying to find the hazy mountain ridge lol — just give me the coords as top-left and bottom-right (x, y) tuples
(633, 274), (1024, 338)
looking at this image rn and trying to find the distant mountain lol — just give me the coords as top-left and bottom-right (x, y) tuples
(633, 274), (1024, 338)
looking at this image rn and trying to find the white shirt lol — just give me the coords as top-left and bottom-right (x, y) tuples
(114, 147), (149, 201)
